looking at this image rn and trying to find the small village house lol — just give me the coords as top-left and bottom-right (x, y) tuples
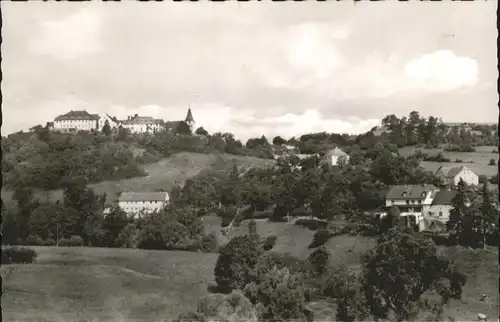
(385, 184), (440, 231)
(436, 166), (479, 186)
(118, 192), (170, 217)
(98, 113), (120, 132)
(323, 147), (349, 167)
(421, 189), (457, 232)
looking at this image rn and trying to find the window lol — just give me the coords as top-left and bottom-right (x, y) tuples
(439, 211), (443, 217)
(428, 212), (432, 216)
(417, 200), (422, 204)
(391, 200), (395, 205)
(406, 200), (410, 204)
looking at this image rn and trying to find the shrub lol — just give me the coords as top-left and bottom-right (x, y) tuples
(2, 247), (38, 264)
(294, 218), (328, 231)
(478, 175), (488, 184)
(489, 158), (496, 166)
(25, 234), (45, 246)
(214, 235), (262, 292)
(309, 229), (333, 248)
(58, 235), (84, 247)
(199, 233), (219, 253)
(44, 238), (56, 246)
(261, 235), (277, 251)
(308, 246), (330, 276)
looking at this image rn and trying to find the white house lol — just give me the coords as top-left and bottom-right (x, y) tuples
(53, 110), (99, 132)
(120, 115), (164, 134)
(98, 113), (120, 132)
(385, 184), (440, 231)
(421, 189), (457, 232)
(323, 147), (350, 167)
(436, 166), (479, 186)
(118, 192), (169, 217)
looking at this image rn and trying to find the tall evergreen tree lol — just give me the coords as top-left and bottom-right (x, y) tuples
(446, 179), (469, 246)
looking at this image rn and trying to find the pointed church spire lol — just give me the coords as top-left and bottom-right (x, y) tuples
(185, 108), (194, 122)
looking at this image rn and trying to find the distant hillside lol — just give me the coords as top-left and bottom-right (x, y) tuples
(2, 152), (275, 207)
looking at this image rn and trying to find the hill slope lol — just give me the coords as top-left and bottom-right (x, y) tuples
(2, 152), (275, 207)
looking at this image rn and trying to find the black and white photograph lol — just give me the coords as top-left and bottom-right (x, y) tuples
(1, 1), (498, 321)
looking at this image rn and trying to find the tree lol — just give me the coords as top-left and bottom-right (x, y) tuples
(195, 127), (208, 136)
(245, 266), (309, 322)
(102, 120), (111, 136)
(381, 206), (401, 234)
(176, 121), (192, 135)
(322, 266), (369, 322)
(272, 136), (286, 146)
(116, 126), (129, 141)
(361, 229), (466, 321)
(101, 207), (129, 247)
(214, 235), (262, 292)
(447, 179), (469, 246)
(476, 183), (497, 249)
(308, 246), (330, 276)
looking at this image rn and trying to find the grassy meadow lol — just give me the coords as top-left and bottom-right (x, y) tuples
(1, 152), (275, 208)
(2, 219), (498, 321)
(399, 145), (498, 177)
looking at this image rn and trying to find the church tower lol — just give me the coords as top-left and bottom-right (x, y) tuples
(185, 108), (195, 132)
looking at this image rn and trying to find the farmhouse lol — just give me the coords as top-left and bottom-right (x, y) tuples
(118, 192), (169, 217)
(53, 110), (99, 132)
(436, 165), (479, 186)
(385, 184), (440, 230)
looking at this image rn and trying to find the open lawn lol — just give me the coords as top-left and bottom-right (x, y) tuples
(1, 246), (218, 321)
(1, 152), (275, 207)
(399, 146), (498, 177)
(2, 228), (497, 321)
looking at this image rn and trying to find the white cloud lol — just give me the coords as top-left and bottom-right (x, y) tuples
(28, 8), (103, 60)
(404, 50), (478, 91)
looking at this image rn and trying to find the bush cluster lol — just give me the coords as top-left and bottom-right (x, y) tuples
(2, 247), (38, 264)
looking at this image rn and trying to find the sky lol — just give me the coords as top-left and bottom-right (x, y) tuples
(2, 2), (498, 141)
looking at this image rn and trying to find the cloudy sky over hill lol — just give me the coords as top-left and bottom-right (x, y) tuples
(2, 2), (497, 140)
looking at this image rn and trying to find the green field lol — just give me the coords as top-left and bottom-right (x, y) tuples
(3, 220), (497, 321)
(399, 146), (498, 177)
(2, 152), (275, 207)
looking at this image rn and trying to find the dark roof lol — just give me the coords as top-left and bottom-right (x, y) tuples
(185, 108), (194, 122)
(165, 121), (181, 130)
(431, 190), (457, 205)
(121, 116), (164, 125)
(54, 110), (99, 121)
(118, 192), (169, 202)
(438, 166), (465, 178)
(386, 184), (439, 200)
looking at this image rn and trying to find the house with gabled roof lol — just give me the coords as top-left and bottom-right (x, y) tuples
(322, 147), (350, 167)
(118, 192), (169, 217)
(98, 113), (120, 132)
(384, 184), (440, 231)
(436, 165), (479, 186)
(421, 189), (457, 233)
